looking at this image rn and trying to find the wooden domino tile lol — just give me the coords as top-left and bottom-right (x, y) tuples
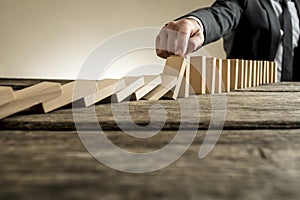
(183, 58), (190, 97)
(259, 61), (263, 85)
(269, 61), (277, 83)
(230, 59), (239, 91)
(163, 56), (187, 99)
(42, 80), (102, 113)
(0, 82), (62, 120)
(0, 86), (15, 106)
(266, 61), (270, 84)
(251, 60), (257, 87)
(143, 75), (177, 100)
(111, 77), (145, 103)
(270, 62), (274, 83)
(82, 79), (126, 107)
(176, 57), (190, 98)
(215, 58), (222, 93)
(243, 60), (248, 88)
(247, 60), (253, 88)
(206, 57), (216, 94)
(255, 61), (261, 86)
(260, 61), (263, 84)
(263, 61), (267, 84)
(190, 56), (206, 94)
(274, 62), (278, 82)
(256, 61), (260, 85)
(42, 81), (76, 113)
(237, 60), (244, 89)
(0, 55), (279, 120)
(133, 75), (162, 101)
(221, 59), (231, 92)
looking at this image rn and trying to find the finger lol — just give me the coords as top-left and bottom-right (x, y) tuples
(155, 35), (162, 56)
(166, 29), (177, 54)
(186, 32), (204, 54)
(156, 29), (170, 58)
(158, 28), (168, 52)
(176, 32), (190, 56)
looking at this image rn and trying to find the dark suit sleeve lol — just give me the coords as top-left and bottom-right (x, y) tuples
(181, 0), (246, 45)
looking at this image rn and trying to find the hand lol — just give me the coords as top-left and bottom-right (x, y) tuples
(156, 18), (205, 59)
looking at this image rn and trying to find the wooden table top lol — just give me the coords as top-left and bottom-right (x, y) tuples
(1, 79), (300, 200)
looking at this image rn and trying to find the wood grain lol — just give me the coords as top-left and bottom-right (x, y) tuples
(1, 80), (300, 200)
(0, 129), (299, 200)
(1, 86), (300, 131)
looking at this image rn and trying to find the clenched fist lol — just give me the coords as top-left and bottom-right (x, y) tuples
(156, 18), (205, 59)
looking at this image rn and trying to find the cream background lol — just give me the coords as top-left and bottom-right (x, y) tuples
(0, 0), (225, 79)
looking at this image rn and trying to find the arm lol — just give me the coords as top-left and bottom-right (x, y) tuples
(156, 0), (246, 58)
(184, 0), (245, 45)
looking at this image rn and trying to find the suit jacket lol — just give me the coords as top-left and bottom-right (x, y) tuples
(183, 0), (300, 81)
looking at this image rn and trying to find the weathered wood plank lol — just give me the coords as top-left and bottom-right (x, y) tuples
(237, 82), (300, 92)
(0, 129), (299, 200)
(0, 90), (300, 131)
(1, 80), (300, 200)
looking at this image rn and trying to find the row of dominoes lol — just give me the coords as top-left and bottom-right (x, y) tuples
(0, 56), (277, 120)
(190, 56), (277, 94)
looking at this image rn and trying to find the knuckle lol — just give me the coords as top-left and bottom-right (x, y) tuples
(179, 21), (192, 34)
(199, 35), (204, 46)
(179, 27), (190, 35)
(180, 18), (190, 24)
(189, 41), (197, 50)
(167, 21), (176, 28)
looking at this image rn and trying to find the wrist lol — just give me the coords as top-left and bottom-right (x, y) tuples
(185, 16), (203, 33)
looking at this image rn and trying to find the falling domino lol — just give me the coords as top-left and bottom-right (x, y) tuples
(42, 80), (101, 113)
(81, 79), (126, 107)
(171, 57), (190, 98)
(163, 56), (188, 99)
(111, 77), (145, 103)
(0, 82), (62, 120)
(143, 75), (177, 100)
(0, 86), (15, 106)
(133, 75), (162, 100)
